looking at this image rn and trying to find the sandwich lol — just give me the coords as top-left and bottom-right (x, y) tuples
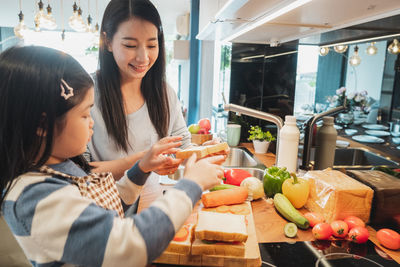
(165, 223), (195, 255)
(175, 142), (229, 159)
(195, 211), (248, 242)
(192, 211), (248, 257)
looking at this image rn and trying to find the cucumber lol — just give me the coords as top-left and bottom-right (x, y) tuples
(284, 222), (298, 238)
(273, 193), (309, 229)
(209, 184), (238, 191)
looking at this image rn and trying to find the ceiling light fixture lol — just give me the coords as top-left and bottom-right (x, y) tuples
(34, 0), (48, 30)
(366, 42), (378, 55)
(43, 1), (57, 30)
(60, 0), (65, 40)
(14, 0), (28, 39)
(333, 44), (348, 53)
(319, 47), (329, 56)
(349, 45), (361, 66)
(222, 0), (312, 42)
(69, 1), (87, 32)
(388, 39), (400, 55)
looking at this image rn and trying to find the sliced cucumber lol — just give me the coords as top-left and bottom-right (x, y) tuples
(284, 222), (298, 238)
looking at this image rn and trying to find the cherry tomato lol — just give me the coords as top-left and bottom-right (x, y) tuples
(331, 220), (349, 238)
(304, 212), (325, 227)
(376, 228), (400, 250)
(348, 226), (369, 244)
(344, 215), (365, 230)
(312, 223), (333, 240)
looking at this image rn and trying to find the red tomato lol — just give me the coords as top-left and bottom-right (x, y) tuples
(198, 118), (211, 131)
(223, 169), (252, 186)
(348, 226), (369, 244)
(304, 212), (325, 227)
(344, 216), (365, 230)
(331, 220), (349, 238)
(312, 223), (333, 240)
(376, 228), (400, 250)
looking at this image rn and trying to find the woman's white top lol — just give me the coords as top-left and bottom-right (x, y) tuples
(88, 76), (191, 162)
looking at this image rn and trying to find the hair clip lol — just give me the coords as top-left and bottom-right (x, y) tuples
(60, 79), (74, 100)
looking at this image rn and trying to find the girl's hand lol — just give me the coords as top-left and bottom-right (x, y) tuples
(138, 136), (182, 173)
(183, 154), (225, 191)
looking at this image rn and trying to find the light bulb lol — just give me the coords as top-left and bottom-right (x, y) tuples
(69, 2), (87, 32)
(388, 39), (400, 55)
(34, 0), (48, 30)
(366, 42), (378, 55)
(319, 47), (329, 56)
(334, 45), (348, 53)
(14, 11), (28, 39)
(42, 4), (57, 30)
(349, 46), (361, 66)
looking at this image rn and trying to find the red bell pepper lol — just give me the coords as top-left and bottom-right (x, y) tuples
(223, 169), (252, 186)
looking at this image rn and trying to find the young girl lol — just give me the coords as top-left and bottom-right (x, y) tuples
(88, 0), (227, 179)
(0, 46), (224, 266)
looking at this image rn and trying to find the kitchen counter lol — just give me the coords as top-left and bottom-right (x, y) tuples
(140, 143), (400, 266)
(336, 124), (400, 163)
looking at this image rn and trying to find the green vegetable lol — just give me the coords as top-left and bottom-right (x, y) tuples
(372, 166), (400, 178)
(284, 222), (298, 238)
(210, 184), (238, 191)
(263, 166), (291, 198)
(273, 193), (309, 230)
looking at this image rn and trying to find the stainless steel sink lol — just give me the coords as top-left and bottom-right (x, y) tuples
(333, 148), (399, 170)
(222, 147), (258, 167)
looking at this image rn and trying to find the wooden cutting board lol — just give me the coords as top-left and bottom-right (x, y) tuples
(251, 197), (314, 243)
(154, 201), (261, 267)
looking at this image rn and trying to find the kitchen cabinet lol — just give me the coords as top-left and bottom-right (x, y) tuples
(197, 0), (400, 45)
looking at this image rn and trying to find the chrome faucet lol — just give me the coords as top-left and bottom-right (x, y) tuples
(224, 103), (284, 162)
(300, 102), (348, 170)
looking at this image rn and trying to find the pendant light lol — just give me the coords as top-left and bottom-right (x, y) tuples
(319, 47), (329, 56)
(388, 39), (400, 55)
(60, 0), (65, 40)
(34, 0), (48, 30)
(69, 1), (87, 32)
(43, 0), (57, 30)
(349, 45), (361, 66)
(334, 44), (348, 53)
(366, 42), (378, 55)
(14, 0), (28, 39)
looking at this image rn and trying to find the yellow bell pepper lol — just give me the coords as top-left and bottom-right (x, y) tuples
(282, 173), (309, 209)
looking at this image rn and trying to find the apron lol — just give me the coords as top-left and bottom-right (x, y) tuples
(39, 166), (124, 218)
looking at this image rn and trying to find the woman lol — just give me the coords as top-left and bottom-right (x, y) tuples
(88, 0), (192, 179)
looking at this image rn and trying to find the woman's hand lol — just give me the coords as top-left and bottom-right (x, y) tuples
(202, 137), (230, 163)
(183, 154), (225, 191)
(138, 136), (182, 173)
(154, 157), (184, 175)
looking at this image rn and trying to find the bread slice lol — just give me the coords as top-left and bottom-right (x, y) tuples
(195, 211), (248, 243)
(164, 224), (195, 255)
(175, 142), (229, 159)
(205, 142), (229, 155)
(175, 146), (208, 159)
(191, 239), (245, 257)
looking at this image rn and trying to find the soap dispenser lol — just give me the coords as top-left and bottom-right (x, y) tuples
(276, 115), (300, 173)
(314, 116), (337, 170)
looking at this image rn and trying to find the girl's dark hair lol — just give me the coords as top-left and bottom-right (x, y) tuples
(0, 46), (93, 207)
(98, 0), (169, 151)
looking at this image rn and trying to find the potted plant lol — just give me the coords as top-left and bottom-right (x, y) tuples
(248, 126), (276, 154)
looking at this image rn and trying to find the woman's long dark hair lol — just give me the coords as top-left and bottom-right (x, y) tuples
(0, 46), (93, 207)
(98, 0), (169, 151)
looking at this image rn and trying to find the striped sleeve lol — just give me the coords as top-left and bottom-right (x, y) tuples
(116, 161), (150, 205)
(3, 174), (202, 267)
